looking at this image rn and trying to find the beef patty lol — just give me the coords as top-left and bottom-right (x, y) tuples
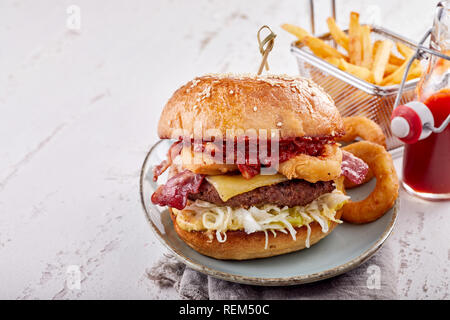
(188, 179), (335, 208)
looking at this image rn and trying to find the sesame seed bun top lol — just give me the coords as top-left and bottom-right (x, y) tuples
(157, 73), (344, 140)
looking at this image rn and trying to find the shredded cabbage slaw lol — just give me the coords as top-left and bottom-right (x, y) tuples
(181, 190), (349, 249)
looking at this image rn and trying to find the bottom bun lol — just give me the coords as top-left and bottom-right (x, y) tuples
(170, 209), (343, 260)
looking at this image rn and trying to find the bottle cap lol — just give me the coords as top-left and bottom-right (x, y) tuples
(391, 101), (434, 144)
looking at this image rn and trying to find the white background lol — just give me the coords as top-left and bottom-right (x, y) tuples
(0, 0), (448, 299)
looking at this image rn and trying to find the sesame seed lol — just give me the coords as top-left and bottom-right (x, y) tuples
(277, 122), (283, 127)
(190, 79), (200, 88)
(229, 90), (234, 94)
(253, 106), (257, 112)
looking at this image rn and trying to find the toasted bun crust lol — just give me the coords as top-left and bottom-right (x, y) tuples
(170, 209), (342, 260)
(158, 74), (344, 140)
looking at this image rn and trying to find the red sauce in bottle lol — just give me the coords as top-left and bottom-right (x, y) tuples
(402, 88), (450, 194)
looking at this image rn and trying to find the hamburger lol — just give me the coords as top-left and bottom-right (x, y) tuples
(151, 74), (368, 260)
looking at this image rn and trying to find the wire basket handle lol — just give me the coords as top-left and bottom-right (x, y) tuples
(393, 28), (450, 133)
(309, 0), (336, 35)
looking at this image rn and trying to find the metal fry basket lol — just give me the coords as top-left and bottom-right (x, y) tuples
(291, 26), (422, 150)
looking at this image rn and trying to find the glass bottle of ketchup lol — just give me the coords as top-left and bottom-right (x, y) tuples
(391, 1), (450, 200)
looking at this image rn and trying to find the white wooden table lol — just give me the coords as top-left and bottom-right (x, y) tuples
(0, 0), (448, 299)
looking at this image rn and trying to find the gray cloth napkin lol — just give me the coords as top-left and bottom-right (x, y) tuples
(147, 239), (396, 300)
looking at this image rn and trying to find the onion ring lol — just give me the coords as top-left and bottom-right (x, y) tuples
(339, 116), (386, 189)
(341, 141), (398, 224)
(278, 144), (342, 183)
(338, 116), (387, 149)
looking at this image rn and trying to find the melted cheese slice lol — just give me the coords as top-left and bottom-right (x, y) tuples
(205, 174), (288, 202)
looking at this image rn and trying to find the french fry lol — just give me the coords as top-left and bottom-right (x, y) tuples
(396, 42), (415, 59)
(381, 41), (422, 85)
(281, 24), (310, 41)
(326, 17), (349, 51)
(339, 58), (372, 82)
(303, 36), (347, 60)
(383, 66), (421, 85)
(381, 62), (407, 85)
(372, 40), (381, 54)
(348, 12), (362, 65)
(390, 65), (422, 84)
(374, 40), (405, 66)
(388, 54), (405, 66)
(361, 25), (373, 69)
(384, 63), (398, 76)
(372, 40), (393, 84)
(381, 59), (421, 85)
(324, 56), (341, 67)
(407, 65), (423, 79)
(282, 12), (423, 85)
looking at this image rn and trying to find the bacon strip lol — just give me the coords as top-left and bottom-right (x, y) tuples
(150, 140), (366, 211)
(151, 170), (204, 210)
(152, 141), (183, 181)
(341, 150), (369, 185)
(188, 137), (332, 179)
(237, 164), (261, 179)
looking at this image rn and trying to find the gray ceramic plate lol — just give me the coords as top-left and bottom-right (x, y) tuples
(140, 139), (398, 286)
